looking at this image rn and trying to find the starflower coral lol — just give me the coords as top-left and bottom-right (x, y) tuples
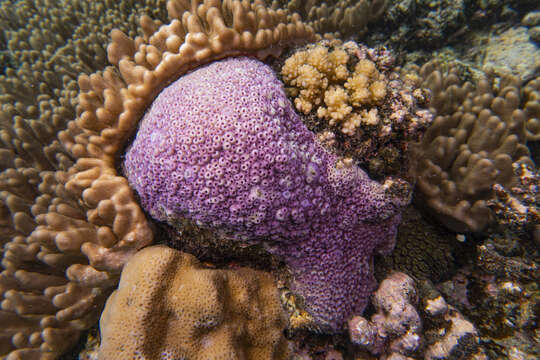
(123, 56), (410, 331)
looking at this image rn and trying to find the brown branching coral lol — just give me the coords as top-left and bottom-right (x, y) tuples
(98, 245), (289, 359)
(522, 76), (540, 141)
(408, 60), (534, 233)
(0, 1), (169, 358)
(0, 0), (315, 358)
(270, 0), (388, 37)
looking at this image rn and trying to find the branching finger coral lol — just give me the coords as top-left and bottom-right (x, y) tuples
(522, 76), (540, 141)
(408, 60), (534, 232)
(281, 40), (432, 178)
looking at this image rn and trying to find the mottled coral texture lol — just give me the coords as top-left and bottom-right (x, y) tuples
(99, 245), (289, 359)
(123, 57), (408, 331)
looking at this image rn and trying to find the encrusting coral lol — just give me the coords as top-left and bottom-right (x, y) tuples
(281, 40), (432, 178)
(408, 60), (534, 233)
(123, 56), (411, 331)
(0, 0), (317, 358)
(98, 245), (290, 359)
(348, 273), (488, 359)
(348, 272), (422, 359)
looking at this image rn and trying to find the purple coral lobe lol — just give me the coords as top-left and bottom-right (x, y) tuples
(123, 57), (407, 331)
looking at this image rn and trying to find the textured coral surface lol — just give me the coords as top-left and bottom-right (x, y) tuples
(99, 245), (289, 359)
(123, 56), (409, 331)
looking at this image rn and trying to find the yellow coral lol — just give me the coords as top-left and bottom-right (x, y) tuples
(370, 80), (387, 102)
(319, 86), (352, 125)
(281, 41), (389, 135)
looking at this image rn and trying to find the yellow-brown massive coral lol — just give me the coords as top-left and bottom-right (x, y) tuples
(0, 0), (314, 358)
(409, 60), (534, 233)
(98, 245), (289, 359)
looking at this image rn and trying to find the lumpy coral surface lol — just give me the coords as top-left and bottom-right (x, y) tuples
(123, 57), (407, 330)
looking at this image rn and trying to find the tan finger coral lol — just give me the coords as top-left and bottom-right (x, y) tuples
(522, 76), (540, 141)
(1, 0), (315, 358)
(0, 1), (168, 357)
(271, 0), (388, 37)
(409, 60), (534, 232)
(98, 245), (289, 359)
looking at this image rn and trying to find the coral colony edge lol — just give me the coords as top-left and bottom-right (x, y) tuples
(0, 0), (539, 359)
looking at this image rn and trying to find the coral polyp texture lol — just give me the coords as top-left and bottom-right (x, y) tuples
(281, 40), (432, 178)
(123, 56), (410, 331)
(409, 60), (534, 232)
(98, 245), (289, 359)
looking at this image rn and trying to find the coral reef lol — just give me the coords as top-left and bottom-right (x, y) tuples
(487, 163), (539, 239)
(123, 56), (410, 331)
(348, 272), (422, 359)
(270, 0), (388, 37)
(419, 280), (487, 360)
(0, 0), (316, 357)
(0, 0), (537, 358)
(437, 249), (539, 359)
(483, 27), (540, 81)
(383, 0), (467, 49)
(377, 0), (540, 51)
(281, 40), (431, 178)
(98, 245), (289, 359)
(408, 59), (534, 232)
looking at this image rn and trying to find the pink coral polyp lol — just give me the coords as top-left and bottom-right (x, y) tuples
(123, 57), (408, 331)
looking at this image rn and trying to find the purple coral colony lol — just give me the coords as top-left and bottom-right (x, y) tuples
(123, 57), (409, 330)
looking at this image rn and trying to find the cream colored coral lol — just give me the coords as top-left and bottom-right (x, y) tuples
(318, 86), (352, 125)
(282, 42), (389, 135)
(98, 245), (289, 359)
